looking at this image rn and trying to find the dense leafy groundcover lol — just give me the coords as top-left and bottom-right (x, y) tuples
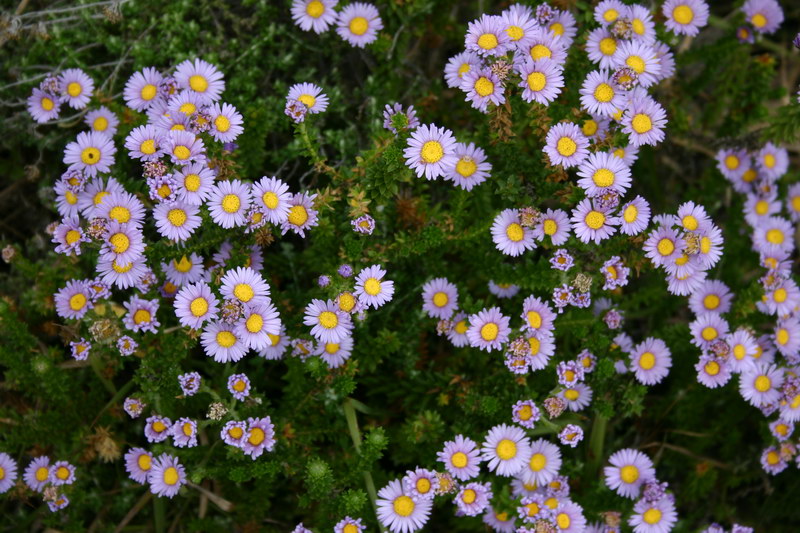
(3, 0), (800, 531)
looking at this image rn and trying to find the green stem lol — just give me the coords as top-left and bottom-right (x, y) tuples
(154, 494), (166, 533)
(298, 121), (323, 166)
(89, 351), (116, 395)
(588, 413), (608, 478)
(343, 398), (383, 532)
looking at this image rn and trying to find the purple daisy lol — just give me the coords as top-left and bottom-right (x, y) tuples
(689, 279), (733, 315)
(544, 122), (589, 168)
(533, 208), (571, 245)
(287, 82), (329, 114)
(643, 225), (682, 267)
(354, 264), (395, 309)
(376, 479), (432, 533)
(517, 58), (565, 106)
(461, 67), (505, 113)
(63, 131), (116, 177)
(153, 200), (201, 242)
(595, 0), (625, 24)
(163, 253), (205, 287)
(437, 435), (482, 481)
(85, 106), (119, 137)
(304, 298), (353, 344)
(383, 102), (420, 134)
(0, 453), (17, 494)
(455, 481), (493, 517)
(481, 423), (532, 477)
(740, 363), (784, 407)
(280, 192), (319, 237)
(52, 216), (88, 256)
(144, 415), (172, 443)
(512, 399), (541, 429)
(629, 495), (678, 533)
(69, 338), (91, 361)
(752, 216), (794, 257)
(580, 70), (625, 117)
(59, 68), (94, 109)
(208, 179), (252, 229)
(171, 417), (198, 448)
(207, 102), (243, 143)
(444, 51), (482, 89)
(465, 14), (512, 57)
(228, 373), (251, 401)
(28, 88), (61, 123)
(501, 4), (538, 51)
(250, 176), (291, 224)
(604, 448), (655, 499)
(467, 307), (511, 352)
(201, 320), (248, 363)
(48, 460), (75, 486)
(586, 28), (619, 70)
(696, 355), (731, 388)
(742, 0), (784, 34)
(123, 296), (160, 334)
(123, 67), (163, 110)
(54, 279), (93, 320)
(444, 141), (491, 191)
(315, 335), (354, 368)
(336, 2), (383, 48)
(756, 142), (789, 181)
(559, 424), (584, 448)
(148, 453), (187, 498)
(447, 313), (470, 347)
(351, 214), (376, 235)
(257, 324), (291, 360)
(421, 277), (458, 319)
(571, 199), (618, 244)
(165, 129), (206, 165)
(174, 58), (225, 104)
(23, 456), (51, 492)
(403, 124), (458, 180)
(124, 448), (153, 484)
(630, 337), (672, 385)
(242, 416), (276, 459)
(237, 302), (281, 351)
(402, 468), (439, 501)
(491, 208), (536, 256)
(663, 0), (710, 36)
(622, 96), (667, 147)
(334, 517), (365, 533)
(550, 249), (575, 271)
(291, 0), (338, 33)
(173, 163), (214, 205)
(521, 439), (561, 486)
(174, 281), (219, 329)
(124, 124), (164, 161)
(576, 151), (632, 198)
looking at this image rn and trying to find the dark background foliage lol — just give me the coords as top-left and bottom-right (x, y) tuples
(2, 0), (800, 531)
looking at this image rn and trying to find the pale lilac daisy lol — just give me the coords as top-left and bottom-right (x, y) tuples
(165, 129), (206, 165)
(551, 248), (575, 271)
(571, 199), (618, 244)
(154, 200), (201, 242)
(402, 468), (439, 501)
(663, 0), (710, 36)
(334, 517), (365, 533)
(125, 124), (165, 161)
(208, 179), (252, 228)
(643, 225), (682, 267)
(774, 317), (800, 359)
(444, 51), (483, 89)
(523, 29), (568, 64)
(580, 70), (625, 117)
(0, 453), (17, 494)
(533, 208), (570, 245)
(696, 355), (731, 388)
(54, 279), (93, 320)
(689, 280), (733, 315)
(336, 2), (383, 48)
(63, 131), (116, 177)
(491, 208), (536, 256)
(144, 415), (172, 443)
(28, 88), (61, 123)
(447, 313), (470, 348)
(622, 96), (667, 147)
(207, 102), (243, 142)
(174, 281), (219, 329)
(24, 456), (52, 492)
(123, 296), (160, 334)
(595, 0), (625, 25)
(586, 28), (619, 70)
(455, 481), (492, 517)
(437, 435), (482, 481)
(304, 298), (353, 343)
(52, 216), (88, 256)
(421, 277), (458, 319)
(227, 373), (251, 401)
(403, 124), (458, 180)
(482, 424), (532, 477)
(558, 424), (584, 448)
(258, 324), (291, 360)
(174, 58), (225, 104)
(629, 496), (678, 533)
(59, 68), (94, 109)
(163, 253), (205, 287)
(354, 264), (394, 309)
(467, 307), (511, 352)
(501, 4), (538, 50)
(315, 335), (354, 368)
(251, 176), (292, 224)
(604, 448), (655, 499)
(742, 0), (784, 34)
(376, 479), (432, 533)
(517, 58), (565, 106)
(280, 192), (319, 237)
(465, 14), (511, 57)
(85, 106), (119, 137)
(576, 151), (631, 197)
(521, 439), (561, 486)
(220, 267), (269, 306)
(171, 417), (198, 448)
(291, 0), (338, 33)
(631, 337), (672, 385)
(461, 68), (505, 113)
(512, 399), (541, 429)
(488, 281), (519, 299)
(201, 320), (248, 363)
(148, 453), (187, 498)
(123, 67), (163, 111)
(756, 142), (789, 181)
(237, 302), (281, 351)
(243, 416), (276, 459)
(544, 122), (589, 168)
(287, 82), (329, 114)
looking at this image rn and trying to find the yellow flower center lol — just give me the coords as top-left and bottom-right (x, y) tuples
(599, 37), (617, 56)
(216, 330), (236, 348)
(288, 205), (309, 226)
(67, 82), (82, 97)
(751, 13), (767, 28)
(233, 283), (254, 303)
(393, 495), (415, 517)
(477, 33), (498, 50)
(620, 465), (639, 483)
(527, 71), (546, 92)
(557, 513), (571, 529)
(451, 451), (468, 468)
(214, 115), (231, 133)
(626, 55), (646, 74)
(673, 5), (694, 24)
(585, 210), (605, 230)
(556, 136), (577, 156)
(643, 508), (662, 525)
(140, 139), (156, 155)
(222, 194), (241, 214)
(433, 292), (448, 307)
(506, 222), (524, 242)
(229, 426), (243, 439)
(774, 288), (788, 303)
(420, 140), (444, 164)
(65, 229), (82, 245)
(529, 453), (546, 471)
(632, 114), (652, 134)
(639, 352), (656, 370)
(364, 278), (381, 296)
(318, 310), (338, 329)
(582, 120), (598, 136)
(306, 1), (324, 17)
(456, 157), (477, 177)
(496, 438), (517, 460)
(542, 220), (558, 236)
(246, 313), (263, 333)
(594, 83), (614, 103)
(480, 322), (499, 341)
(461, 489), (477, 504)
(724, 154), (740, 170)
(190, 297), (208, 317)
(474, 76), (494, 97)
(41, 96), (54, 111)
(705, 361), (720, 376)
(528, 337), (540, 355)
(168, 208), (187, 227)
(457, 63), (471, 77)
(518, 404), (533, 420)
(777, 328), (789, 346)
(93, 116), (109, 131)
(550, 22), (564, 36)
(69, 292), (86, 311)
(657, 238), (674, 256)
(152, 421), (166, 433)
(530, 44), (551, 61)
(416, 477), (431, 494)
(564, 388), (579, 401)
(754, 375), (771, 392)
(141, 84), (157, 101)
(110, 232), (130, 253)
(35, 466), (50, 481)
(163, 466), (179, 485)
(604, 8), (619, 22)
(455, 320), (468, 334)
(682, 215), (698, 230)
(349, 16), (369, 35)
(593, 168), (615, 187)
(173, 145), (191, 160)
(81, 147), (101, 165)
(766, 229), (784, 244)
(506, 25), (524, 41)
(189, 75), (209, 92)
(338, 292), (356, 312)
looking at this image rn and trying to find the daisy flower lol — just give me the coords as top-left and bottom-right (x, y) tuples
(144, 415), (172, 443)
(524, 30), (568, 64)
(315, 335), (354, 368)
(291, 0), (338, 33)
(643, 226), (682, 267)
(252, 176), (292, 224)
(481, 424), (532, 477)
(604, 448), (655, 499)
(438, 435), (481, 481)
(611, 144), (640, 166)
(220, 267), (270, 306)
(52, 216), (88, 256)
(461, 68), (505, 113)
(63, 131), (116, 177)
(696, 355), (731, 388)
(334, 517), (365, 533)
(178, 372), (201, 396)
(163, 253), (205, 287)
(488, 281), (519, 299)
(174, 281), (220, 329)
(403, 468), (439, 501)
(258, 324), (291, 360)
(123, 397), (146, 418)
(629, 496), (678, 533)
(243, 416), (276, 459)
(54, 279), (93, 320)
(28, 88), (61, 123)
(98, 190), (146, 227)
(174, 58), (225, 104)
(544, 122), (589, 168)
(207, 102), (243, 142)
(663, 0), (710, 36)
(576, 151), (632, 197)
(612, 41), (661, 88)
(376, 479), (432, 533)
(581, 115), (611, 141)
(689, 313), (729, 349)
(760, 446), (787, 475)
(221, 420), (248, 447)
(586, 28), (619, 70)
(517, 58), (565, 105)
(280, 192), (319, 236)
(171, 417), (198, 448)
(521, 439), (561, 486)
(201, 320), (248, 363)
(403, 124), (458, 180)
(59, 68), (94, 109)
(756, 142), (789, 181)
(467, 307), (510, 352)
(154, 200), (201, 242)
(727, 329), (759, 373)
(774, 317), (800, 359)
(24, 456), (52, 492)
(465, 14), (511, 57)
(752, 216), (794, 256)
(287, 82), (329, 114)
(483, 507), (517, 532)
(447, 313), (470, 347)
(547, 9), (578, 46)
(421, 277), (458, 319)
(626, 4), (656, 43)
(742, 0), (784, 34)
(501, 4), (538, 50)
(580, 70), (625, 117)
(354, 264), (394, 309)
(304, 299), (353, 343)
(521, 295), (555, 338)
(554, 500), (587, 533)
(559, 424), (585, 448)
(54, 180), (81, 218)
(444, 51), (482, 89)
(689, 280), (733, 315)
(630, 337), (672, 385)
(124, 124), (164, 161)
(336, 2), (383, 48)
(0, 453), (17, 494)
(512, 399), (541, 429)
(165, 129), (206, 165)
(85, 106), (119, 137)
(148, 454), (187, 498)
(595, 0), (625, 25)
(123, 67), (163, 110)
(237, 302), (281, 351)
(533, 208), (571, 245)
(491, 208), (536, 256)
(383, 102), (419, 134)
(571, 199), (618, 244)
(455, 481), (492, 517)
(208, 179), (252, 228)
(622, 96), (667, 147)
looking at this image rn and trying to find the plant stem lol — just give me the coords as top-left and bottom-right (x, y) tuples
(588, 413), (608, 478)
(343, 398), (383, 532)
